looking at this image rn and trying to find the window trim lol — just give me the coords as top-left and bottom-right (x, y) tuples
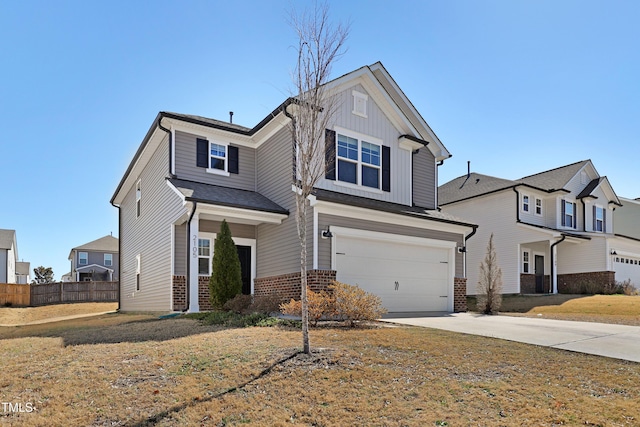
(522, 194), (530, 213)
(135, 179), (141, 218)
(535, 197), (543, 216)
(561, 199), (576, 229)
(79, 251), (88, 265)
(594, 204), (605, 232)
(334, 127), (383, 191)
(522, 250), (530, 274)
(104, 253), (113, 267)
(197, 233), (215, 276)
(206, 141), (230, 176)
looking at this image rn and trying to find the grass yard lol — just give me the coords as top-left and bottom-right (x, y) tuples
(468, 294), (640, 326)
(1, 311), (639, 426)
(0, 302), (118, 326)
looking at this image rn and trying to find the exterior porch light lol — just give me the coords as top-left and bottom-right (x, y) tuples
(610, 249), (617, 255)
(322, 226), (333, 239)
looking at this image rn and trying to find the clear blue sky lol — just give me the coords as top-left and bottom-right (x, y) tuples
(1, 0), (638, 280)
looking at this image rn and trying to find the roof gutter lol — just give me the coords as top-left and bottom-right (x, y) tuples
(157, 118), (175, 178)
(184, 201), (198, 312)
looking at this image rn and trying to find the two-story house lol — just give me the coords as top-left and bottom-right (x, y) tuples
(68, 235), (119, 282)
(439, 160), (639, 294)
(111, 62), (477, 314)
(613, 197), (640, 284)
(0, 229), (18, 284)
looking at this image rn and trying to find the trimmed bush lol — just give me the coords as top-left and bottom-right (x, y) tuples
(280, 287), (334, 325)
(330, 281), (387, 326)
(209, 220), (243, 309)
(224, 294), (286, 314)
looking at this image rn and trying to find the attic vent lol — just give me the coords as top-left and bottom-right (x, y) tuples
(352, 90), (368, 118)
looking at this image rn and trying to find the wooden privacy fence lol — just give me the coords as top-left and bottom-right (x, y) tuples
(0, 281), (118, 307)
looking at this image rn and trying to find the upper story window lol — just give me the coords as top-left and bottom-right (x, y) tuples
(561, 199), (577, 229)
(79, 252), (88, 265)
(535, 198), (543, 216)
(196, 138), (238, 176)
(594, 205), (605, 232)
(337, 133), (381, 189)
(104, 253), (113, 267)
(136, 180), (141, 218)
(522, 195), (530, 212)
(352, 90), (368, 118)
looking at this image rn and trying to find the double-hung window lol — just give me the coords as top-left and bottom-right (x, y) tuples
(198, 238), (212, 275)
(522, 195), (530, 212)
(562, 200), (576, 228)
(336, 131), (382, 190)
(209, 143), (226, 171)
(594, 205), (605, 232)
(535, 198), (543, 215)
(104, 253), (113, 267)
(522, 251), (530, 273)
(79, 252), (88, 265)
(136, 180), (141, 218)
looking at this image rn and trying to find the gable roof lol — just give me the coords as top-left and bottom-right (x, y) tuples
(112, 62), (449, 205)
(440, 159), (622, 206)
(16, 262), (30, 275)
(70, 235), (119, 257)
(0, 229), (17, 251)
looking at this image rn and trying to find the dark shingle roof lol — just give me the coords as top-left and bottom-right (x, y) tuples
(169, 178), (288, 215)
(439, 160), (592, 205)
(161, 112), (253, 134)
(313, 188), (476, 228)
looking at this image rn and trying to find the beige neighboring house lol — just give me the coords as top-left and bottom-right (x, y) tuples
(111, 62), (477, 314)
(439, 160), (640, 295)
(68, 235), (119, 282)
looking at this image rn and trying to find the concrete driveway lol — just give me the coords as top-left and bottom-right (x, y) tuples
(382, 313), (640, 363)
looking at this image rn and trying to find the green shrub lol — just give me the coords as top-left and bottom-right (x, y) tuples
(209, 220), (243, 308)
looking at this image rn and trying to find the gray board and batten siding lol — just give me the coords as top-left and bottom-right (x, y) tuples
(120, 134), (185, 312)
(314, 83), (414, 206)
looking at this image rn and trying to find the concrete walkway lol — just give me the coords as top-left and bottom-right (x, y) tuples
(382, 313), (640, 363)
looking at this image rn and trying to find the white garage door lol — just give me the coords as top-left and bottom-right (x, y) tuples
(614, 256), (640, 287)
(334, 231), (453, 312)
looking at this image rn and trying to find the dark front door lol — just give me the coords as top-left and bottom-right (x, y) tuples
(535, 255), (545, 293)
(236, 245), (252, 295)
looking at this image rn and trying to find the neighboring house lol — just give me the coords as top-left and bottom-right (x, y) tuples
(68, 235), (119, 282)
(0, 229), (18, 283)
(439, 159), (640, 295)
(616, 197), (640, 240)
(15, 261), (30, 284)
(613, 197), (640, 284)
(111, 62), (477, 313)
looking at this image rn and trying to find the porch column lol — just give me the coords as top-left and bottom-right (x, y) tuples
(188, 212), (200, 312)
(551, 240), (558, 294)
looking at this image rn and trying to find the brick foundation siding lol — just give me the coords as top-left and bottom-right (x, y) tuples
(557, 271), (615, 294)
(454, 277), (467, 312)
(254, 270), (337, 301)
(520, 274), (551, 294)
(172, 276), (186, 311)
(199, 276), (213, 311)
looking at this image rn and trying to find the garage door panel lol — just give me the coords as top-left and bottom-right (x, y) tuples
(335, 233), (452, 312)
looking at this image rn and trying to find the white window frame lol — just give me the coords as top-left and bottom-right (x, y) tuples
(104, 253), (113, 267)
(522, 194), (530, 213)
(79, 252), (88, 265)
(522, 250), (530, 274)
(197, 233), (214, 276)
(535, 197), (543, 216)
(206, 141), (230, 176)
(352, 90), (368, 118)
(136, 180), (141, 218)
(334, 127), (383, 192)
(135, 254), (141, 291)
(595, 205), (605, 232)
(563, 199), (575, 228)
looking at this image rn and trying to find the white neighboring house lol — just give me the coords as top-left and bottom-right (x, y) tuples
(15, 261), (30, 284)
(612, 197), (640, 285)
(439, 160), (640, 294)
(68, 235), (119, 282)
(0, 229), (20, 284)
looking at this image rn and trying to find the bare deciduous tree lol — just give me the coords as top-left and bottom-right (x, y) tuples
(477, 233), (503, 314)
(288, 2), (348, 354)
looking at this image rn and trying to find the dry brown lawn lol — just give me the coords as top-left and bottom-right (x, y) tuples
(1, 310), (639, 426)
(0, 302), (118, 326)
